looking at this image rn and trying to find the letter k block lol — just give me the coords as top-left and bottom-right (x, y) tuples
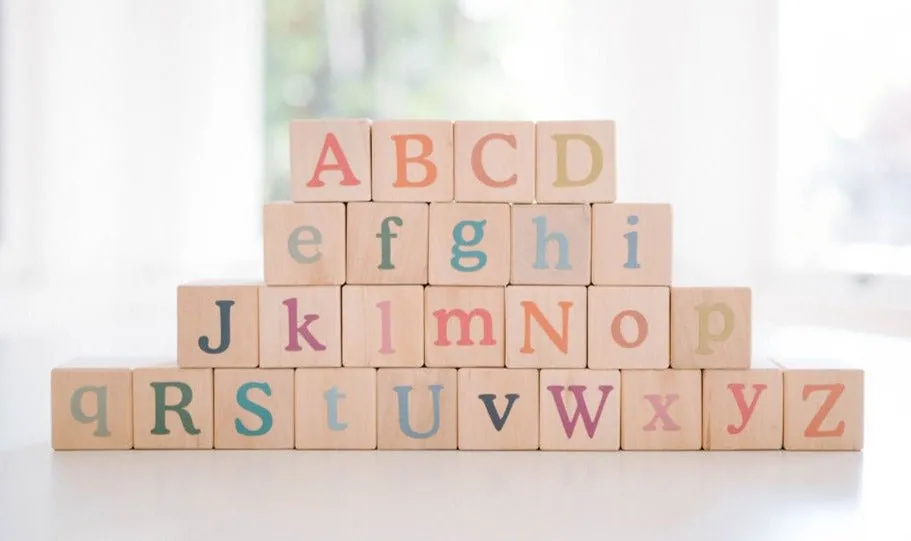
(259, 286), (342, 368)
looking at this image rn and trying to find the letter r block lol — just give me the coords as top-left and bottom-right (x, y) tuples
(346, 202), (429, 284)
(295, 368), (377, 450)
(424, 286), (505, 368)
(290, 119), (371, 202)
(259, 285), (342, 368)
(428, 203), (510, 286)
(702, 366), (783, 450)
(372, 120), (454, 202)
(132, 366), (214, 450)
(51, 361), (133, 450)
(671, 287), (751, 369)
(535, 120), (616, 203)
(453, 121), (535, 203)
(263, 202), (346, 286)
(214, 369), (295, 449)
(510, 204), (591, 285)
(539, 369), (620, 450)
(620, 369), (702, 450)
(376, 368), (457, 450)
(177, 283), (260, 368)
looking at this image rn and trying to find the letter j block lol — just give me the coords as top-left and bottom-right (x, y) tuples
(177, 283), (260, 368)
(51, 361), (133, 450)
(263, 202), (346, 285)
(132, 366), (214, 449)
(290, 119), (371, 202)
(535, 120), (616, 203)
(671, 287), (751, 369)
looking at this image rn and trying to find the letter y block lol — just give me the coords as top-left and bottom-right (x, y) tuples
(702, 363), (783, 450)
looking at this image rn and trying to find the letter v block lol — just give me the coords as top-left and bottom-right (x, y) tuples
(263, 202), (346, 285)
(539, 369), (620, 450)
(702, 364), (783, 450)
(132, 365), (213, 449)
(290, 119), (371, 202)
(372, 120), (454, 202)
(51, 359), (134, 450)
(259, 286), (341, 368)
(621, 369), (701, 450)
(377, 368), (457, 449)
(346, 202), (429, 284)
(424, 286), (505, 368)
(214, 369), (295, 449)
(458, 369), (539, 450)
(296, 368), (377, 450)
(671, 287), (751, 369)
(510, 203), (592, 285)
(177, 283), (260, 368)
(535, 120), (616, 203)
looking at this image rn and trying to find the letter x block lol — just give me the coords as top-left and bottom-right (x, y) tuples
(453, 121), (535, 203)
(428, 203), (510, 286)
(346, 202), (429, 284)
(458, 368), (540, 450)
(539, 369), (621, 450)
(132, 365), (214, 450)
(259, 286), (342, 368)
(671, 287), (751, 369)
(51, 360), (133, 450)
(177, 283), (260, 368)
(263, 202), (346, 286)
(296, 368), (377, 450)
(376, 368), (457, 450)
(290, 119), (372, 202)
(535, 120), (616, 203)
(702, 365), (783, 450)
(372, 120), (453, 202)
(620, 369), (702, 450)
(213, 369), (295, 449)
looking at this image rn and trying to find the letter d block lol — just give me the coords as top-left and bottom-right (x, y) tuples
(671, 287), (751, 369)
(621, 369), (702, 450)
(214, 369), (294, 449)
(132, 367), (213, 449)
(539, 369), (620, 450)
(177, 283), (260, 368)
(428, 203), (510, 285)
(453, 121), (535, 203)
(290, 119), (371, 202)
(296, 368), (377, 450)
(377, 368), (457, 449)
(51, 364), (133, 450)
(263, 202), (346, 285)
(372, 120), (453, 202)
(702, 367), (783, 450)
(535, 120), (616, 203)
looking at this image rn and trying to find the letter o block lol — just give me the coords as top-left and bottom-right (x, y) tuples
(290, 119), (371, 202)
(372, 120), (454, 202)
(588, 286), (670, 369)
(453, 121), (535, 202)
(263, 202), (346, 286)
(671, 287), (751, 369)
(535, 120), (616, 203)
(132, 366), (214, 450)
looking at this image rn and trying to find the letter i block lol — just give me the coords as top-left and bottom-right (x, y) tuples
(510, 204), (591, 285)
(377, 368), (457, 449)
(177, 283), (260, 368)
(132, 366), (214, 449)
(51, 361), (133, 450)
(535, 120), (616, 203)
(346, 202), (429, 284)
(424, 286), (505, 368)
(296, 368), (377, 449)
(259, 286), (341, 368)
(263, 202), (346, 285)
(458, 369), (539, 450)
(214, 369), (295, 449)
(342, 285), (424, 367)
(588, 287), (670, 369)
(702, 365), (783, 450)
(620, 370), (702, 450)
(539, 369), (620, 450)
(290, 119), (371, 202)
(506, 286), (587, 368)
(372, 120), (453, 202)
(453, 121), (535, 203)
(428, 203), (510, 285)
(592, 203), (672, 286)
(671, 287), (751, 369)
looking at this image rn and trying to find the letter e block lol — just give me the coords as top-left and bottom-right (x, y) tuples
(259, 286), (342, 368)
(263, 202), (346, 285)
(458, 368), (539, 450)
(510, 204), (591, 285)
(621, 369), (701, 450)
(425, 286), (505, 368)
(342, 285), (424, 367)
(372, 120), (453, 202)
(51, 361), (133, 450)
(702, 366), (783, 450)
(429, 203), (510, 285)
(539, 369), (620, 450)
(346, 202), (429, 284)
(506, 286), (587, 368)
(214, 369), (294, 449)
(453, 121), (535, 203)
(290, 119), (371, 202)
(296, 368), (377, 450)
(535, 120), (616, 203)
(592, 203), (672, 286)
(588, 286), (669, 369)
(177, 283), (260, 368)
(377, 368), (457, 449)
(671, 287), (751, 369)
(132, 366), (213, 449)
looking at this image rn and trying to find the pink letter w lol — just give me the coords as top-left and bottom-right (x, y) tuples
(546, 385), (614, 438)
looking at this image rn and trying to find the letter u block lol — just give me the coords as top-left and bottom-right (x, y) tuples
(428, 203), (510, 285)
(702, 364), (783, 450)
(592, 203), (672, 286)
(424, 286), (505, 368)
(177, 283), (260, 368)
(296, 368), (377, 449)
(539, 369), (620, 450)
(535, 120), (616, 203)
(259, 286), (341, 368)
(453, 121), (535, 203)
(372, 120), (453, 202)
(51, 360), (133, 450)
(377, 368), (457, 449)
(290, 119), (372, 202)
(620, 369), (702, 450)
(214, 369), (295, 449)
(588, 286), (670, 369)
(263, 202), (346, 285)
(510, 204), (591, 285)
(506, 286), (587, 368)
(132, 365), (214, 449)
(671, 287), (751, 369)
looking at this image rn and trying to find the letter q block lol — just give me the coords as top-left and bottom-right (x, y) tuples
(263, 202), (346, 285)
(535, 120), (616, 203)
(372, 120), (453, 202)
(51, 359), (134, 450)
(671, 287), (751, 369)
(453, 121), (535, 203)
(290, 119), (371, 202)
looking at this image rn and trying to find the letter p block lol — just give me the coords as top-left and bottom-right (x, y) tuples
(671, 287), (751, 369)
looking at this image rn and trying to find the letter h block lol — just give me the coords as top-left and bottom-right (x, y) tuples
(510, 204), (591, 285)
(671, 287), (751, 369)
(177, 283), (260, 368)
(132, 365), (214, 449)
(263, 202), (346, 286)
(51, 360), (134, 450)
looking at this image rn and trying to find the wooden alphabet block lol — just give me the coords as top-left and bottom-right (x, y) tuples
(620, 369), (702, 450)
(372, 120), (453, 202)
(346, 202), (429, 284)
(506, 286), (587, 368)
(702, 364), (783, 450)
(177, 283), (260, 368)
(510, 204), (591, 285)
(535, 120), (616, 203)
(214, 369), (294, 449)
(424, 286), (505, 368)
(539, 369), (620, 450)
(457, 368), (539, 450)
(296, 368), (377, 450)
(453, 121), (535, 203)
(428, 203), (510, 285)
(592, 203), (672, 286)
(588, 286), (670, 369)
(671, 287), (751, 369)
(377, 368), (457, 449)
(132, 365), (213, 449)
(263, 202), (346, 285)
(51, 359), (133, 450)
(342, 285), (424, 367)
(289, 119), (372, 202)
(259, 286), (341, 368)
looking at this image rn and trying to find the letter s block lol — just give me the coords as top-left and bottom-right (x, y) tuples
(214, 369), (295, 449)
(132, 365), (213, 449)
(453, 121), (535, 203)
(702, 365), (783, 450)
(177, 283), (260, 368)
(535, 120), (616, 203)
(671, 287), (751, 369)
(372, 120), (453, 202)
(263, 202), (346, 286)
(51, 361), (133, 450)
(290, 119), (371, 202)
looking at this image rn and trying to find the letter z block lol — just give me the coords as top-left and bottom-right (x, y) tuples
(342, 285), (424, 367)
(620, 369), (702, 450)
(372, 120), (453, 202)
(296, 368), (377, 450)
(702, 365), (783, 450)
(214, 369), (294, 449)
(290, 119), (372, 202)
(346, 202), (429, 284)
(592, 203), (672, 286)
(588, 286), (670, 369)
(51, 360), (133, 450)
(671, 287), (751, 369)
(424, 286), (505, 368)
(506, 286), (587, 368)
(259, 286), (341, 368)
(376, 368), (457, 449)
(510, 203), (591, 285)
(535, 120), (616, 203)
(177, 283), (260, 368)
(458, 368), (539, 450)
(539, 369), (620, 450)
(263, 202), (346, 285)
(453, 121), (535, 203)
(428, 203), (510, 285)
(132, 365), (213, 449)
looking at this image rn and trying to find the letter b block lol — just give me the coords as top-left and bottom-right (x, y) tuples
(429, 203), (510, 285)
(290, 119), (372, 202)
(177, 283), (260, 368)
(372, 120), (454, 202)
(535, 120), (616, 203)
(263, 202), (346, 285)
(377, 368), (457, 449)
(132, 366), (214, 449)
(214, 369), (295, 449)
(671, 287), (751, 369)
(51, 362), (133, 450)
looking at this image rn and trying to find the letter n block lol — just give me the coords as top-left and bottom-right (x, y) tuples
(342, 285), (424, 367)
(290, 119), (371, 202)
(177, 283), (259, 368)
(535, 120), (616, 203)
(51, 360), (133, 450)
(372, 120), (453, 202)
(588, 286), (670, 369)
(457, 369), (539, 450)
(132, 365), (213, 449)
(539, 369), (620, 450)
(214, 369), (294, 449)
(702, 366), (783, 450)
(510, 204), (591, 285)
(506, 286), (587, 368)
(377, 368), (457, 449)
(671, 287), (751, 369)
(259, 286), (341, 368)
(453, 121), (535, 203)
(428, 203), (510, 285)
(592, 203), (672, 286)
(620, 369), (701, 450)
(296, 368), (377, 450)
(263, 202), (346, 285)
(346, 202), (429, 284)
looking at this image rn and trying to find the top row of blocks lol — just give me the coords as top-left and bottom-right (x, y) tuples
(289, 119), (616, 203)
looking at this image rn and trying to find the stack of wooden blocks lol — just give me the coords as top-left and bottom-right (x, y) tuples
(51, 119), (864, 452)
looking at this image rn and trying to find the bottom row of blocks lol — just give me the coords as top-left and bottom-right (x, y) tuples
(51, 366), (863, 451)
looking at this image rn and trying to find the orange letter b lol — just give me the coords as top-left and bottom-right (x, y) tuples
(392, 134), (436, 188)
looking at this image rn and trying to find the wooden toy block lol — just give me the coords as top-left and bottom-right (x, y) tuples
(457, 368), (539, 450)
(132, 365), (213, 449)
(670, 287), (751, 369)
(290, 119), (372, 202)
(263, 202), (346, 285)
(372, 120), (453, 202)
(342, 285), (424, 367)
(214, 368), (294, 449)
(505, 286), (587, 368)
(588, 286), (670, 369)
(539, 369), (621, 450)
(346, 202), (429, 284)
(535, 120), (616, 203)
(453, 121), (535, 203)
(377, 368), (457, 449)
(702, 362), (783, 450)
(428, 203), (510, 285)
(591, 203), (672, 286)
(424, 286), (505, 368)
(177, 282), (260, 368)
(295, 368), (377, 450)
(510, 204), (591, 285)
(774, 358), (864, 451)
(621, 369), (702, 450)
(51, 359), (133, 450)
(259, 286), (341, 368)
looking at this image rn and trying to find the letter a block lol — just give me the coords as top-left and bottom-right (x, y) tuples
(424, 286), (505, 368)
(259, 286), (342, 368)
(588, 286), (670, 369)
(132, 366), (213, 449)
(621, 369), (702, 450)
(346, 202), (429, 284)
(506, 286), (587, 368)
(535, 120), (616, 203)
(453, 121), (535, 203)
(377, 368), (457, 449)
(372, 120), (453, 202)
(342, 285), (424, 367)
(592, 203), (672, 286)
(214, 369), (295, 449)
(296, 368), (377, 450)
(510, 204), (591, 285)
(290, 119), (371, 202)
(539, 369), (621, 450)
(671, 287), (751, 369)
(702, 366), (783, 450)
(428, 203), (510, 285)
(263, 202), (346, 285)
(457, 369), (539, 450)
(51, 361), (133, 450)
(177, 283), (260, 368)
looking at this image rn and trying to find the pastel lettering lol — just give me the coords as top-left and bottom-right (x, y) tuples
(532, 216), (571, 270)
(643, 394), (680, 431)
(70, 385), (110, 437)
(478, 393), (519, 432)
(451, 220), (487, 272)
(546, 385), (614, 438)
(198, 299), (234, 354)
(150, 381), (200, 436)
(288, 225), (322, 264)
(471, 133), (517, 187)
(391, 134), (436, 187)
(376, 216), (403, 270)
(235, 381), (273, 437)
(610, 309), (648, 348)
(726, 383), (767, 435)
(695, 302), (735, 354)
(433, 308), (495, 346)
(393, 384), (443, 439)
(552, 133), (603, 187)
(803, 383), (846, 437)
(307, 132), (360, 187)
(520, 300), (573, 354)
(324, 386), (348, 431)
